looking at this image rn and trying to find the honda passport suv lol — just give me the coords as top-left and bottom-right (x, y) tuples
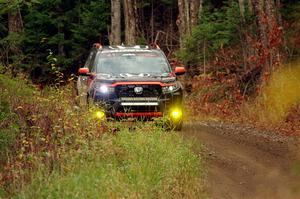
(77, 44), (186, 130)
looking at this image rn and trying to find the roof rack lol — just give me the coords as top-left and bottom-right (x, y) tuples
(104, 45), (150, 50)
(93, 43), (161, 50)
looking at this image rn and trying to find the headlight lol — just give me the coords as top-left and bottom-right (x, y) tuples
(100, 85), (109, 93)
(94, 83), (115, 93)
(162, 83), (180, 93)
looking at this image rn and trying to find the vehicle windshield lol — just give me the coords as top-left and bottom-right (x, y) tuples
(94, 51), (171, 76)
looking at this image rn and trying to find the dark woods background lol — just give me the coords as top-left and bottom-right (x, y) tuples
(0, 0), (299, 87)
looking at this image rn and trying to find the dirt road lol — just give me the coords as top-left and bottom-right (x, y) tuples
(181, 121), (300, 199)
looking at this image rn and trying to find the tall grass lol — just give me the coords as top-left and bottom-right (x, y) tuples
(0, 75), (205, 198)
(0, 75), (35, 166)
(243, 61), (300, 125)
(15, 127), (204, 199)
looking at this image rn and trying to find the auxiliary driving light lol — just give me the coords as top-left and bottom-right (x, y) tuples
(96, 111), (105, 119)
(170, 109), (183, 120)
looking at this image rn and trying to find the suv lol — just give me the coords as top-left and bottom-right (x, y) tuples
(77, 44), (186, 130)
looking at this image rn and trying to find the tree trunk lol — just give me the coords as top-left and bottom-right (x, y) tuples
(275, 0), (283, 27)
(177, 0), (187, 48)
(185, 0), (191, 35)
(237, 0), (247, 70)
(177, 0), (202, 49)
(275, 0), (288, 54)
(8, 6), (23, 76)
(265, 0), (281, 70)
(251, 0), (282, 85)
(238, 0), (245, 21)
(150, 0), (154, 43)
(248, 0), (253, 13)
(110, 0), (121, 45)
(190, 0), (202, 27)
(8, 9), (23, 33)
(123, 0), (137, 45)
(252, 0), (269, 59)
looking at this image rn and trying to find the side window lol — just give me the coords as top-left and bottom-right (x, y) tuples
(89, 52), (98, 72)
(84, 52), (92, 68)
(84, 51), (96, 71)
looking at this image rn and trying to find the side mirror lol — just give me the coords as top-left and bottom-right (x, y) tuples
(175, 67), (186, 76)
(78, 68), (90, 76)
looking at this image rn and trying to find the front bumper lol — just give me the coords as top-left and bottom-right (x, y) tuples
(92, 91), (182, 118)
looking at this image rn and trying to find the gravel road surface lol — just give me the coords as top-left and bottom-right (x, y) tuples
(181, 121), (300, 199)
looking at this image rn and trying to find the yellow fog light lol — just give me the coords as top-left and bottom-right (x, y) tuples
(95, 111), (105, 119)
(170, 109), (182, 120)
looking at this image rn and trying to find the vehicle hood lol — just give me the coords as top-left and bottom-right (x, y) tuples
(94, 73), (177, 84)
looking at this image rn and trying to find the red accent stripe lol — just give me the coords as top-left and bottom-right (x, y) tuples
(109, 82), (174, 87)
(114, 112), (163, 117)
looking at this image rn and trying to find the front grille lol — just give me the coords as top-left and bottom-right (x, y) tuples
(115, 84), (162, 98)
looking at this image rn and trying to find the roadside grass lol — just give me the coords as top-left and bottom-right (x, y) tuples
(15, 126), (204, 199)
(185, 76), (242, 121)
(186, 61), (300, 134)
(242, 62), (300, 131)
(0, 75), (35, 167)
(0, 74), (205, 198)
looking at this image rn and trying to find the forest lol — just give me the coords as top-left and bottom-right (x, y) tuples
(1, 0), (300, 130)
(0, 0), (299, 82)
(1, 0), (300, 198)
